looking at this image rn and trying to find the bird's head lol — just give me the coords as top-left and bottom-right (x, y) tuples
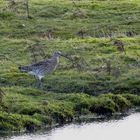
(53, 51), (62, 57)
(53, 51), (69, 59)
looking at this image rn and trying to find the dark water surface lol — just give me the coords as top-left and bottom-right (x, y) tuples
(1, 113), (140, 140)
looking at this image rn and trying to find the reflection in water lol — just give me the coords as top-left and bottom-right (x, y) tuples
(1, 113), (140, 140)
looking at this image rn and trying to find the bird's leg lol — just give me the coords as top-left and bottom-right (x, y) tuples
(36, 78), (43, 89)
(35, 77), (40, 88)
(37, 79), (41, 89)
(33, 75), (36, 87)
(39, 79), (43, 89)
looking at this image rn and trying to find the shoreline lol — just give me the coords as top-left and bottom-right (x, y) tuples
(0, 107), (140, 138)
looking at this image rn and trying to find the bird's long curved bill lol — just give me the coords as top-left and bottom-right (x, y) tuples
(60, 54), (73, 61)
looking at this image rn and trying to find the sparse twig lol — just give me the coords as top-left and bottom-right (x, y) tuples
(7, 0), (17, 12)
(47, 29), (54, 39)
(0, 88), (5, 103)
(106, 60), (112, 75)
(72, 0), (82, 14)
(72, 0), (87, 18)
(77, 29), (87, 39)
(126, 31), (134, 37)
(25, 0), (32, 19)
(114, 40), (126, 54)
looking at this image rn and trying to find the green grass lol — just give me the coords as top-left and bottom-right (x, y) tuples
(0, 0), (140, 132)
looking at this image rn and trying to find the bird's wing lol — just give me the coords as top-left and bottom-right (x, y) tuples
(31, 59), (52, 67)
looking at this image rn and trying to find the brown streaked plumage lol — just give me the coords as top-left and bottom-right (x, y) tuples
(19, 51), (64, 88)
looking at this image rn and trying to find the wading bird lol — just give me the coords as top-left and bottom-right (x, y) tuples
(19, 51), (65, 88)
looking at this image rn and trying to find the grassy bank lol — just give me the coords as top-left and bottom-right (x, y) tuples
(1, 87), (140, 132)
(0, 0), (140, 132)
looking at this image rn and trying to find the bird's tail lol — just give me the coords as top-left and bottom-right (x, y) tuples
(19, 65), (31, 72)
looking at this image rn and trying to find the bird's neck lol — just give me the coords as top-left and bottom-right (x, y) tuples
(51, 55), (60, 63)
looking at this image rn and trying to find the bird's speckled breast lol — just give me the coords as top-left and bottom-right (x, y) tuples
(46, 57), (59, 73)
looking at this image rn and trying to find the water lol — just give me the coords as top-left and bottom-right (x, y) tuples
(1, 113), (140, 140)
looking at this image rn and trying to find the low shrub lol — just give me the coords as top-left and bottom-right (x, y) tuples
(90, 97), (116, 115)
(100, 94), (131, 112)
(122, 94), (140, 106)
